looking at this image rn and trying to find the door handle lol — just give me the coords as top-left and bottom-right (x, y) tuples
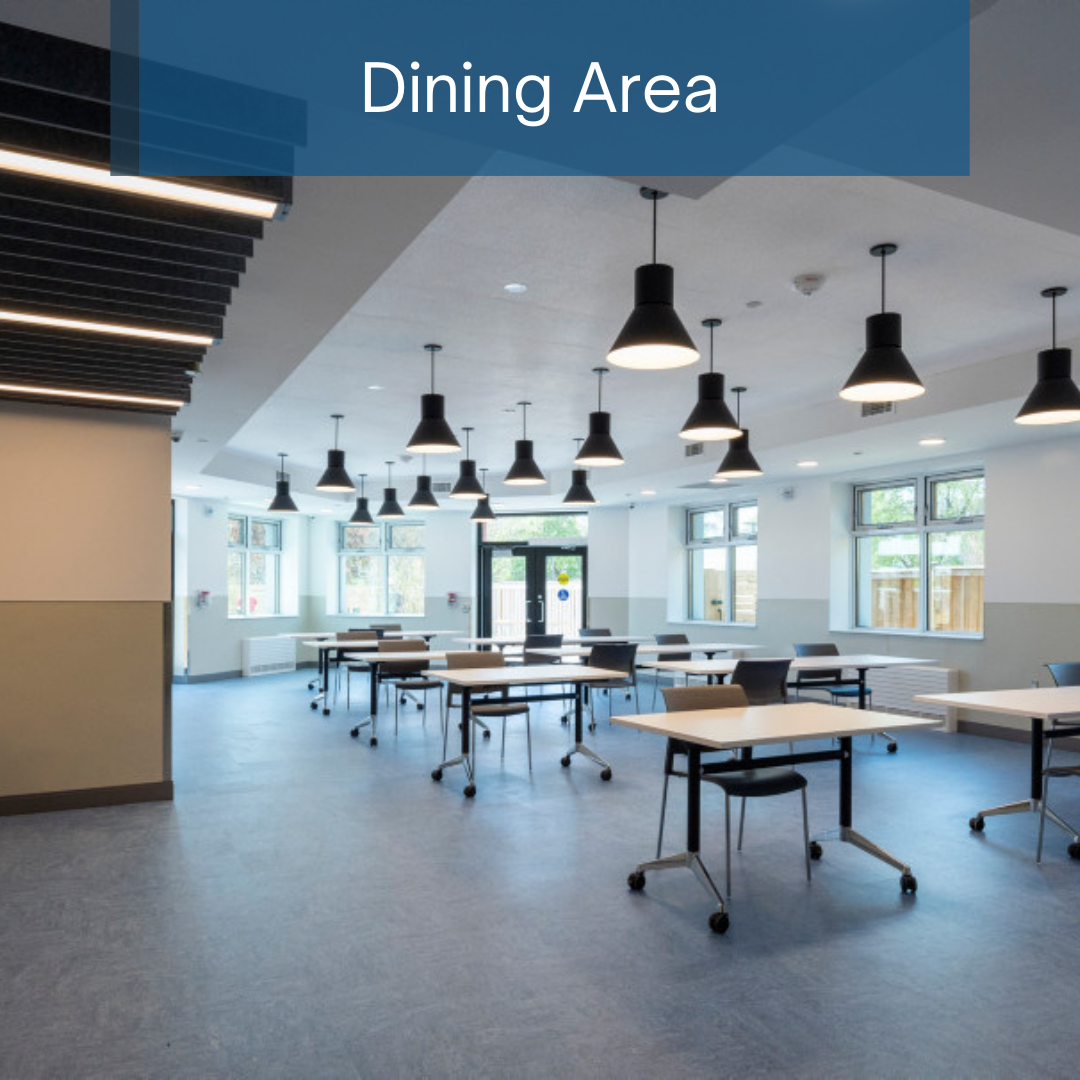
(537, 597), (545, 623)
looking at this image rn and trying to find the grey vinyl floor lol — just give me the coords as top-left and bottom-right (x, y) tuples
(3, 672), (1080, 1079)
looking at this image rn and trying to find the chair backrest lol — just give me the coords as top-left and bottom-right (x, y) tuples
(655, 632), (691, 662)
(371, 623), (402, 632)
(579, 627), (611, 637)
(731, 659), (792, 706)
(445, 650), (507, 670)
(524, 633), (562, 664)
(589, 642), (638, 676)
(793, 642), (842, 683)
(662, 684), (748, 712)
(337, 630), (377, 642)
(1047, 662), (1080, 687)
(377, 637), (427, 675)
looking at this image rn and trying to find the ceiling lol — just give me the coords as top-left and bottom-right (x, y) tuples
(5, 0), (1080, 511)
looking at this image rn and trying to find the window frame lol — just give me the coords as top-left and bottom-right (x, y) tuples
(337, 520), (426, 617)
(685, 500), (758, 625)
(227, 513), (283, 619)
(852, 469), (985, 636)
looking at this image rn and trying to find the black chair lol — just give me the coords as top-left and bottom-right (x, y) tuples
(334, 629), (377, 702)
(522, 633), (562, 664)
(650, 633), (692, 709)
(586, 642), (639, 726)
(442, 652), (531, 770)
(659, 684), (811, 900)
(1038, 663), (1080, 861)
(579, 627), (611, 637)
(730, 659), (792, 706)
(792, 643), (898, 752)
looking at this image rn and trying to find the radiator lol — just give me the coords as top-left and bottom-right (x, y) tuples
(242, 636), (296, 677)
(866, 665), (958, 732)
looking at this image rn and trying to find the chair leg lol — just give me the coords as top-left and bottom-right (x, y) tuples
(737, 797), (748, 851)
(725, 793), (733, 900)
(1037, 771), (1051, 863)
(525, 709), (532, 772)
(656, 773), (671, 858)
(801, 788), (812, 883)
(501, 716), (506, 761)
(394, 690), (400, 736)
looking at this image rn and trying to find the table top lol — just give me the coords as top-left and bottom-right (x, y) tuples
(915, 686), (1080, 721)
(528, 642), (760, 659)
(289, 629), (453, 641)
(454, 634), (652, 646)
(427, 663), (627, 687)
(343, 650), (451, 664)
(639, 654), (933, 676)
(613, 701), (941, 749)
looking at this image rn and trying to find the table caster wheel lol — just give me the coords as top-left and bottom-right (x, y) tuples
(588, 723), (597, 733)
(809, 841), (823, 860)
(370, 737), (377, 747)
(416, 703), (424, 711)
(322, 708), (330, 716)
(887, 742), (898, 754)
(560, 755), (571, 768)
(627, 871), (646, 891)
(350, 727), (359, 738)
(308, 681), (317, 691)
(900, 873), (917, 894)
(431, 768), (443, 781)
(310, 701), (318, 711)
(600, 768), (612, 781)
(969, 816), (985, 832)
(560, 715), (569, 725)
(708, 911), (730, 935)
(482, 730), (491, 740)
(464, 784), (476, 798)
(1068, 841), (1080, 860)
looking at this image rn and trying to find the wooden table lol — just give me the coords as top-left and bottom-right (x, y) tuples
(613, 702), (940, 933)
(340, 649), (452, 744)
(526, 641), (759, 661)
(426, 664), (627, 797)
(454, 633), (653, 650)
(915, 687), (1080, 858)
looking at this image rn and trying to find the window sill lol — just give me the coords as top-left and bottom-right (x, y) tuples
(227, 614), (296, 620)
(833, 627), (984, 642)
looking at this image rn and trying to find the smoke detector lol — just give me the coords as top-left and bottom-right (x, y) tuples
(791, 273), (826, 298)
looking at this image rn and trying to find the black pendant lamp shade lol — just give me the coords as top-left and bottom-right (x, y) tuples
(680, 318), (742, 441)
(504, 401), (546, 485)
(575, 368), (624, 467)
(450, 426), (485, 499)
(471, 469), (496, 521)
(349, 474), (374, 524)
(406, 344), (461, 453)
(267, 452), (299, 513)
(563, 438), (597, 506)
(608, 188), (699, 371)
(840, 244), (925, 403)
(376, 461), (405, 519)
(714, 388), (763, 479)
(408, 456), (441, 510)
(315, 414), (356, 492)
(1016, 287), (1080, 425)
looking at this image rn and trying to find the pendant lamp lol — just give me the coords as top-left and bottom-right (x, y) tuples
(714, 388), (763, 479)
(608, 188), (699, 370)
(406, 343), (461, 453)
(315, 414), (356, 492)
(349, 473), (374, 524)
(504, 401), (546, 485)
(471, 468), (496, 521)
(267, 452), (299, 512)
(449, 426), (485, 499)
(680, 317), (742, 441)
(563, 438), (597, 506)
(1015, 287), (1080, 425)
(575, 367), (624, 467)
(376, 461), (405, 519)
(408, 455), (441, 510)
(840, 244), (924, 403)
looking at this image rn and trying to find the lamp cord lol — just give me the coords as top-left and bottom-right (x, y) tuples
(652, 192), (658, 263)
(597, 370), (604, 410)
(1053, 292), (1058, 348)
(708, 323), (715, 374)
(735, 389), (742, 427)
(881, 251), (886, 314)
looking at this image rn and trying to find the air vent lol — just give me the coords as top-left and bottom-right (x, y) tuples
(432, 481), (453, 494)
(684, 441), (705, 457)
(861, 402), (895, 417)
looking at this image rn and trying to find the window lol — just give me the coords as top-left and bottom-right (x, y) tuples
(686, 502), (757, 623)
(854, 471), (984, 634)
(228, 514), (282, 617)
(339, 522), (425, 616)
(481, 513), (587, 542)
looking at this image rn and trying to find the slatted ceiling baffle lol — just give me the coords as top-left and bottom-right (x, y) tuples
(0, 21), (297, 416)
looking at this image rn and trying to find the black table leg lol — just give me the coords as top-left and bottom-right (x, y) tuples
(560, 683), (611, 778)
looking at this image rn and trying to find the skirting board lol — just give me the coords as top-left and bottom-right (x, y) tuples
(0, 780), (173, 816)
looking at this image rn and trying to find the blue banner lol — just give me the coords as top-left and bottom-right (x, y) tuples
(111, 0), (969, 177)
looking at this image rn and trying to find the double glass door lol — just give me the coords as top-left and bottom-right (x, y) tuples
(480, 545), (587, 639)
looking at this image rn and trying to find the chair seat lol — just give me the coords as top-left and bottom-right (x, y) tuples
(704, 767), (808, 799)
(393, 678), (442, 690)
(591, 678), (632, 690)
(1046, 765), (1080, 778)
(471, 703), (530, 717)
(828, 686), (867, 699)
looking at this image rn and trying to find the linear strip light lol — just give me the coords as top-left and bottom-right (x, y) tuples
(0, 149), (280, 219)
(0, 310), (215, 346)
(0, 382), (185, 408)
